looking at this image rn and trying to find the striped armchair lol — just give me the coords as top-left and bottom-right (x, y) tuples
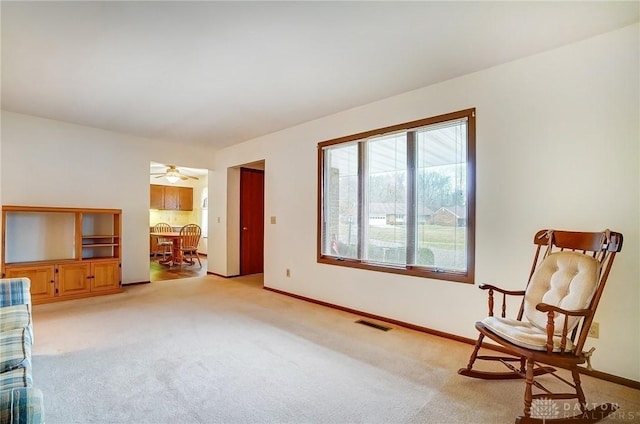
(0, 278), (44, 424)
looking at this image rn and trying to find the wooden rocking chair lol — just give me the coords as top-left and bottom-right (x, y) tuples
(458, 229), (623, 423)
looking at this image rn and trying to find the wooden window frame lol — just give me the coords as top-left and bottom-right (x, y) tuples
(317, 108), (476, 284)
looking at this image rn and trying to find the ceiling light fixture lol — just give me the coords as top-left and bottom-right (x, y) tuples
(151, 164), (199, 182)
(165, 169), (180, 183)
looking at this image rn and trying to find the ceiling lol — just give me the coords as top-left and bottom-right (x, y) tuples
(2, 2), (638, 151)
(150, 162), (209, 178)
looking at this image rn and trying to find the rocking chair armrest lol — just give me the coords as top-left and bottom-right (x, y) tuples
(535, 303), (592, 317)
(478, 284), (525, 296)
(536, 303), (592, 353)
(479, 284), (526, 318)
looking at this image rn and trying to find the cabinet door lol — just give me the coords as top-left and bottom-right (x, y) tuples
(178, 187), (193, 211)
(4, 265), (56, 302)
(91, 260), (120, 292)
(163, 186), (180, 210)
(150, 185), (165, 209)
(58, 263), (91, 296)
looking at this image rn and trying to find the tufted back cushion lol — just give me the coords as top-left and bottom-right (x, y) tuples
(524, 251), (600, 334)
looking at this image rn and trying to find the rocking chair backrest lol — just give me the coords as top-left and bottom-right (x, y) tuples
(524, 251), (600, 335)
(517, 229), (623, 353)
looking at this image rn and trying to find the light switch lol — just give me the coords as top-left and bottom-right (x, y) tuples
(270, 216), (276, 224)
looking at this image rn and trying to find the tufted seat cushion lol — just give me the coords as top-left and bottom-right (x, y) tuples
(481, 316), (575, 352)
(482, 251), (599, 352)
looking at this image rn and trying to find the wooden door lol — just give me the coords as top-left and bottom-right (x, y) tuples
(240, 168), (264, 275)
(91, 260), (120, 292)
(5, 265), (56, 302)
(58, 263), (91, 296)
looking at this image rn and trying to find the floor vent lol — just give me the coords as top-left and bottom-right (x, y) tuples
(355, 319), (392, 332)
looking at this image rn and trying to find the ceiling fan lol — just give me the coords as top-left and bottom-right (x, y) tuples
(151, 165), (199, 183)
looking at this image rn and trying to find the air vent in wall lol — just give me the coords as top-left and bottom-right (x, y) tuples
(355, 319), (392, 332)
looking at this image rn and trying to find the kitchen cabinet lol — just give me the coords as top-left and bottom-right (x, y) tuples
(2, 206), (122, 304)
(163, 186), (181, 210)
(178, 187), (193, 211)
(150, 185), (164, 209)
(150, 185), (193, 211)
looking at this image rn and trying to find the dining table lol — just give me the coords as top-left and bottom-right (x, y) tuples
(150, 231), (194, 266)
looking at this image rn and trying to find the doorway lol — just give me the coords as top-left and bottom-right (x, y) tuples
(149, 162), (209, 281)
(239, 167), (264, 275)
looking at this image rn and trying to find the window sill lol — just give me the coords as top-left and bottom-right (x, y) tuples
(317, 255), (473, 284)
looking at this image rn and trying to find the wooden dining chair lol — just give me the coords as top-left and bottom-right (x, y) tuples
(458, 229), (623, 423)
(178, 224), (202, 267)
(152, 222), (173, 261)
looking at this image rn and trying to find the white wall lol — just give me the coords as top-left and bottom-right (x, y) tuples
(210, 25), (640, 380)
(208, 167), (227, 275)
(0, 113), (3, 263)
(0, 112), (216, 283)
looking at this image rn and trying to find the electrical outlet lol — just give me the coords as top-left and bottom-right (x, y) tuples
(588, 322), (599, 339)
(286, 268), (290, 277)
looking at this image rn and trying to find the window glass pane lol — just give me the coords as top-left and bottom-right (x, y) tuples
(323, 144), (358, 258)
(365, 133), (407, 265)
(415, 119), (467, 271)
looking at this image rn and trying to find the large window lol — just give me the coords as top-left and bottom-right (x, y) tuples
(318, 108), (475, 283)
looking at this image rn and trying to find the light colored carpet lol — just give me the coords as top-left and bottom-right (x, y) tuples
(31, 275), (639, 424)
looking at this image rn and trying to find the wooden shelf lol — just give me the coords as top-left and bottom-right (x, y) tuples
(82, 243), (118, 248)
(81, 256), (118, 262)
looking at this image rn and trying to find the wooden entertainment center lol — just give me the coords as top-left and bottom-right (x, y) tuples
(1, 205), (122, 304)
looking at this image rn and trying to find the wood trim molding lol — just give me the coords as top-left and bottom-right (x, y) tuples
(122, 281), (150, 286)
(263, 286), (640, 391)
(206, 271), (240, 278)
(577, 367), (640, 390)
